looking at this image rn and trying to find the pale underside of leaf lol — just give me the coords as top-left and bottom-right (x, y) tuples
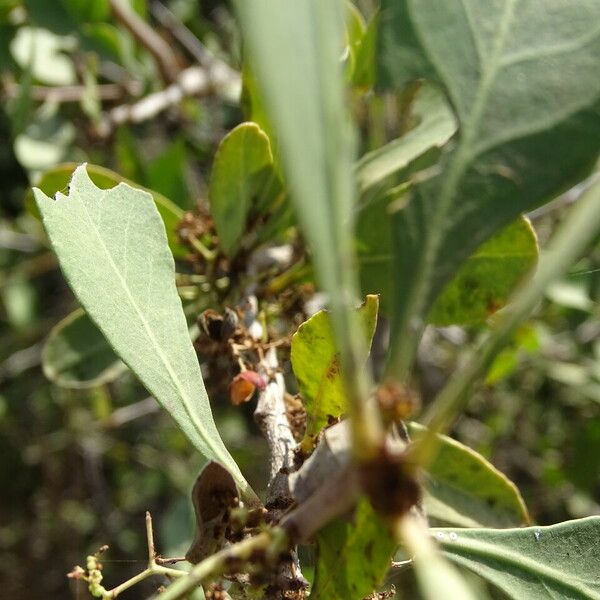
(433, 517), (600, 599)
(34, 165), (250, 496)
(234, 0), (364, 355)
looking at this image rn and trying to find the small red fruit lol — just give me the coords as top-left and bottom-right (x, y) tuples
(228, 371), (266, 405)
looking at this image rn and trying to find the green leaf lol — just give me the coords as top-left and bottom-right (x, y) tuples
(236, 1), (382, 454)
(291, 295), (378, 449)
(80, 22), (124, 63)
(14, 105), (75, 174)
(415, 179), (600, 465)
(24, 0), (77, 34)
(434, 518), (600, 599)
(33, 165), (252, 498)
(209, 122), (274, 256)
(312, 498), (395, 600)
(355, 85), (457, 195)
(485, 324), (539, 385)
(42, 308), (126, 389)
(408, 423), (529, 528)
(356, 184), (409, 315)
(381, 0), (600, 374)
(26, 162), (188, 258)
(428, 217), (538, 325)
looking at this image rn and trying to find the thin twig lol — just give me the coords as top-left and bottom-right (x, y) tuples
(108, 0), (180, 84)
(252, 338), (307, 596)
(102, 397), (160, 428)
(149, 0), (213, 65)
(254, 347), (297, 491)
(2, 82), (138, 103)
(85, 513), (186, 598)
(146, 512), (156, 563)
(153, 530), (286, 600)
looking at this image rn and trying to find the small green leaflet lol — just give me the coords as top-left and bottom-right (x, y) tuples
(408, 423), (529, 528)
(209, 122), (275, 256)
(34, 165), (252, 499)
(428, 217), (538, 326)
(291, 295), (378, 450)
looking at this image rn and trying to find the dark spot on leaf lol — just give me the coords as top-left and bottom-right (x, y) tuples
(365, 540), (374, 561)
(463, 277), (479, 291)
(325, 358), (341, 381)
(486, 298), (502, 314)
(486, 497), (499, 509)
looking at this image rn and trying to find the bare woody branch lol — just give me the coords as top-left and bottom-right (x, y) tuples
(96, 63), (240, 137)
(254, 347), (297, 501)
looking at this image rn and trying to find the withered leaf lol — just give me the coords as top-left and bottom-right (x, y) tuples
(186, 461), (239, 564)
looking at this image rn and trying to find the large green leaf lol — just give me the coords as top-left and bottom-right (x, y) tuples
(27, 162), (187, 258)
(42, 308), (125, 389)
(209, 122), (274, 256)
(33, 165), (252, 498)
(434, 518), (600, 599)
(379, 0), (600, 374)
(408, 423), (529, 528)
(355, 85), (457, 195)
(312, 498), (395, 600)
(291, 295), (378, 449)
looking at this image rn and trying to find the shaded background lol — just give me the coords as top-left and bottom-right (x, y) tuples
(0, 1), (599, 598)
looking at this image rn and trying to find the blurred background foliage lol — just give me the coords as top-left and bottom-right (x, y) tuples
(0, 0), (598, 598)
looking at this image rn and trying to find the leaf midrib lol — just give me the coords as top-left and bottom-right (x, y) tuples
(78, 186), (226, 463)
